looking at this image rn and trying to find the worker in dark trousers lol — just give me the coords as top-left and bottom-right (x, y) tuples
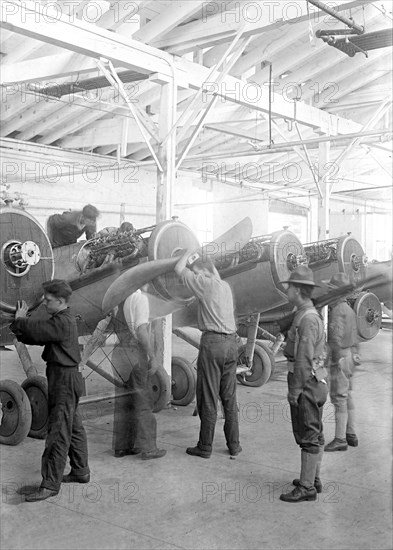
(174, 250), (241, 459)
(279, 266), (328, 503)
(111, 290), (166, 460)
(11, 279), (90, 502)
(323, 272), (359, 451)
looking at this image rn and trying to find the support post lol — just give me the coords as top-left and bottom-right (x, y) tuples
(152, 82), (177, 383)
(317, 141), (331, 240)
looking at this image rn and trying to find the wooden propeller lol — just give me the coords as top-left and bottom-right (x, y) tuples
(102, 217), (253, 314)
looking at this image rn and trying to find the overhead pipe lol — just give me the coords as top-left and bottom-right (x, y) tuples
(307, 0), (364, 34)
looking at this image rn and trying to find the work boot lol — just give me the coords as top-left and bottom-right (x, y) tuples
(25, 487), (58, 502)
(280, 485), (317, 503)
(62, 472), (90, 483)
(283, 450), (319, 502)
(141, 449), (166, 460)
(292, 477), (322, 493)
(229, 445), (242, 457)
(186, 446), (211, 459)
(324, 438), (348, 452)
(114, 448), (142, 458)
(346, 433), (359, 447)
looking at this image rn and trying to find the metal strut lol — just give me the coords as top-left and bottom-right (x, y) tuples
(96, 58), (164, 172)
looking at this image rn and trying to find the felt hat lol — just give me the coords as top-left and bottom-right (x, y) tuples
(280, 265), (319, 287)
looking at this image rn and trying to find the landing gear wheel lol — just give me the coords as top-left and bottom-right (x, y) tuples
(237, 343), (272, 387)
(353, 291), (382, 340)
(0, 379), (32, 445)
(21, 376), (48, 439)
(171, 357), (196, 406)
(151, 368), (171, 413)
(256, 340), (276, 379)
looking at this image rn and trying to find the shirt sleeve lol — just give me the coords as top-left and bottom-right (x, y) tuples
(85, 222), (97, 240)
(179, 269), (206, 300)
(10, 316), (68, 345)
(292, 316), (320, 392)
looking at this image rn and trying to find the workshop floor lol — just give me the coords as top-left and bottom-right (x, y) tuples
(1, 330), (391, 550)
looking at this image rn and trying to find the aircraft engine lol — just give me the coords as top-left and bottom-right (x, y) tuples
(0, 207), (54, 320)
(219, 230), (307, 318)
(305, 235), (381, 340)
(304, 235), (368, 292)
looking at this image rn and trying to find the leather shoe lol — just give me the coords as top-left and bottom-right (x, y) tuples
(62, 473), (90, 484)
(346, 433), (358, 447)
(280, 485), (317, 503)
(229, 445), (242, 457)
(114, 448), (142, 458)
(293, 477), (322, 494)
(186, 446), (211, 459)
(25, 488), (58, 502)
(324, 438), (348, 452)
(141, 449), (166, 460)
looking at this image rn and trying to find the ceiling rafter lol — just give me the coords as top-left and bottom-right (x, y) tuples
(0, 0), (391, 205)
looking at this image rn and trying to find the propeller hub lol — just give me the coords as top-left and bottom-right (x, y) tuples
(1, 240), (41, 277)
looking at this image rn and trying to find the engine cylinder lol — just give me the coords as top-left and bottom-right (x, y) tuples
(305, 235), (367, 297)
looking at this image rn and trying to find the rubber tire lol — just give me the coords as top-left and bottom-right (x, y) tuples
(21, 375), (49, 439)
(171, 357), (196, 406)
(237, 343), (272, 387)
(255, 340), (276, 379)
(0, 379), (32, 446)
(151, 368), (171, 413)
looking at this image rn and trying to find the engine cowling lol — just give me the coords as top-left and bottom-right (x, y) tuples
(0, 207), (54, 315)
(220, 230), (307, 318)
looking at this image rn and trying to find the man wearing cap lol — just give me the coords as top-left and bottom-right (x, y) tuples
(174, 250), (241, 459)
(323, 272), (359, 451)
(279, 265), (328, 503)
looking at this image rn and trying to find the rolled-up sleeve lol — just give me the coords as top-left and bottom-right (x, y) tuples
(179, 269), (206, 300)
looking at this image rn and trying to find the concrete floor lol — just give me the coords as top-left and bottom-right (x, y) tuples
(1, 330), (392, 550)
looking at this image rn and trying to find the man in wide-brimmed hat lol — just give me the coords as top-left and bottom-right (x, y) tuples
(323, 272), (359, 452)
(279, 265), (328, 503)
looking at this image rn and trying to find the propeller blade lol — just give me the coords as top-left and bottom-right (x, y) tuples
(102, 258), (177, 314)
(102, 217), (254, 314)
(200, 217), (253, 261)
(146, 291), (186, 319)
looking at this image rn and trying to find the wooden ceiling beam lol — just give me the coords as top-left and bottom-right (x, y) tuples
(0, 0), (174, 78)
(59, 118), (142, 149)
(178, 58), (362, 134)
(153, 0), (373, 53)
(305, 51), (392, 103)
(2, 52), (102, 85)
(133, 1), (205, 44)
